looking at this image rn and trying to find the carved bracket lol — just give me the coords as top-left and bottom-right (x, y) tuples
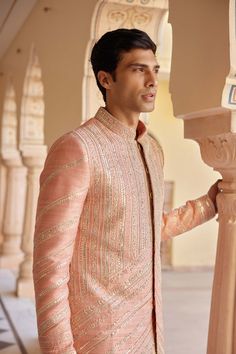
(196, 133), (236, 171)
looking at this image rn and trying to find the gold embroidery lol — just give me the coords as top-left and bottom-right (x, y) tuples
(38, 276), (69, 298)
(36, 188), (87, 220)
(34, 259), (69, 284)
(34, 217), (78, 247)
(34, 108), (166, 353)
(196, 199), (206, 220)
(72, 263), (152, 330)
(40, 159), (84, 191)
(39, 308), (68, 334)
(38, 293), (67, 316)
(34, 239), (74, 267)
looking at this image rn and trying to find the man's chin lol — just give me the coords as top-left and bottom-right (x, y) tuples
(141, 104), (155, 113)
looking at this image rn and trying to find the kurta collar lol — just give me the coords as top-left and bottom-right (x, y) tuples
(95, 107), (147, 141)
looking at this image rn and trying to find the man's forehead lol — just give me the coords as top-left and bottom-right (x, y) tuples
(119, 48), (158, 66)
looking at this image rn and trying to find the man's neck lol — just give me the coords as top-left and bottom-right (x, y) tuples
(105, 105), (140, 129)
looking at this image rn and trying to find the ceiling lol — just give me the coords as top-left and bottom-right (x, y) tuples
(0, 0), (37, 60)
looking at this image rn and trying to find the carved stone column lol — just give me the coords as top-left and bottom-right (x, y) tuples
(17, 46), (47, 297)
(0, 80), (26, 270)
(184, 109), (236, 353)
(169, 0), (235, 350)
(17, 152), (46, 297)
(205, 1), (236, 350)
(0, 155), (26, 270)
(197, 132), (236, 354)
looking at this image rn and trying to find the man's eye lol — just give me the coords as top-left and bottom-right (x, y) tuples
(135, 67), (144, 72)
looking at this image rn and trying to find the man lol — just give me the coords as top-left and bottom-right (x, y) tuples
(33, 29), (218, 354)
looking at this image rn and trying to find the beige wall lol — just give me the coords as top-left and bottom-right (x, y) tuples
(169, 0), (230, 116)
(0, 0), (97, 147)
(149, 80), (219, 267)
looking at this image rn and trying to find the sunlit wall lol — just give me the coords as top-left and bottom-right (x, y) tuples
(149, 80), (219, 267)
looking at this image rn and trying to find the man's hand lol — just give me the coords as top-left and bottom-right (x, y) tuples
(207, 180), (221, 212)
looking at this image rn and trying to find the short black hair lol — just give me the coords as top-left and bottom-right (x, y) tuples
(90, 28), (157, 102)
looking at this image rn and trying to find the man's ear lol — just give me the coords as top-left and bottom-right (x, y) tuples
(97, 71), (113, 89)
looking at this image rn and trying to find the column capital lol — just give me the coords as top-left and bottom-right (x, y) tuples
(180, 108), (236, 178)
(1, 150), (23, 168)
(196, 133), (236, 173)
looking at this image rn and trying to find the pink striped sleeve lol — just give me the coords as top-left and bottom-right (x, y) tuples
(33, 132), (89, 354)
(161, 194), (216, 241)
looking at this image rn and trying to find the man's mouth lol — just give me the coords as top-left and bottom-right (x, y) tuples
(142, 91), (156, 101)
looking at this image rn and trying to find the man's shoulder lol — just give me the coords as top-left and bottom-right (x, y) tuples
(73, 116), (98, 137)
(50, 117), (97, 150)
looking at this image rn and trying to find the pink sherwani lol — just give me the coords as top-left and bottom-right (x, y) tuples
(33, 107), (215, 354)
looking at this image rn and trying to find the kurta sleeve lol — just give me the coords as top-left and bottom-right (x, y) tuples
(33, 132), (90, 354)
(161, 194), (216, 241)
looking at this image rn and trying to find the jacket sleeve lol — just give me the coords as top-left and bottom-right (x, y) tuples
(161, 194), (216, 241)
(33, 132), (89, 354)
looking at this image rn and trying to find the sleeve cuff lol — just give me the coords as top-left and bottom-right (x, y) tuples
(196, 194), (216, 222)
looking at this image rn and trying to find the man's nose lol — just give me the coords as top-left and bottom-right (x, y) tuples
(145, 71), (158, 87)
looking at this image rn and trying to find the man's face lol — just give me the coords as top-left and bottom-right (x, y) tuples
(104, 48), (159, 118)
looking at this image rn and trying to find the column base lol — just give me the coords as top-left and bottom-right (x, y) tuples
(16, 277), (35, 298)
(0, 254), (23, 270)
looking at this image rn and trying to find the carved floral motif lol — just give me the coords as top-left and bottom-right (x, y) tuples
(107, 7), (152, 28)
(194, 132), (236, 225)
(107, 0), (168, 9)
(1, 80), (17, 154)
(196, 133), (236, 169)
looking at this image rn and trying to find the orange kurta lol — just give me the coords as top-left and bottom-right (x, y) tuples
(33, 107), (216, 354)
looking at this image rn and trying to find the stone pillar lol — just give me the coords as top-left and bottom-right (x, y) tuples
(169, 0), (235, 350)
(17, 45), (47, 297)
(0, 80), (26, 270)
(183, 110), (236, 353)
(0, 154), (26, 270)
(203, 137), (236, 353)
(205, 1), (236, 351)
(17, 152), (46, 297)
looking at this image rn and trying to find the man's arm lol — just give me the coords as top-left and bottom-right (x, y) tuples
(33, 132), (89, 354)
(161, 181), (219, 241)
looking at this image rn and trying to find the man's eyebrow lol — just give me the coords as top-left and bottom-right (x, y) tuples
(127, 63), (160, 69)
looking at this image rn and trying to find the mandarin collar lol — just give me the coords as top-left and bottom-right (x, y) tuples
(95, 107), (147, 141)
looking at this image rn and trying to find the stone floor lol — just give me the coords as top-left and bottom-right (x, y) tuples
(162, 269), (214, 354)
(0, 268), (214, 354)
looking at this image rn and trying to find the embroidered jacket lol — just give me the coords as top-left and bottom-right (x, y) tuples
(33, 107), (216, 354)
